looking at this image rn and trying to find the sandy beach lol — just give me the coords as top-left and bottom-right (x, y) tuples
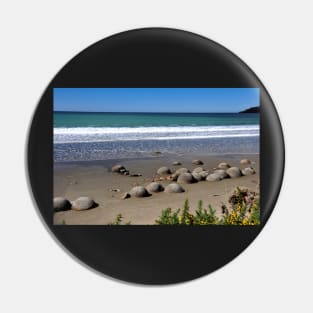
(54, 153), (259, 225)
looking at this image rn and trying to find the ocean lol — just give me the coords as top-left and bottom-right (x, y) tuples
(54, 112), (260, 162)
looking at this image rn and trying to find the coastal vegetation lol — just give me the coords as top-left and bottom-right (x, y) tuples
(108, 187), (260, 226)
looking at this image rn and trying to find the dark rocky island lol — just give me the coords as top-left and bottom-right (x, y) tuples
(239, 106), (259, 113)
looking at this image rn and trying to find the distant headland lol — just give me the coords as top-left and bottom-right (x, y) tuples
(239, 107), (259, 113)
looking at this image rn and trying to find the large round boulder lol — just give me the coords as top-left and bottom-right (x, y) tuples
(192, 159), (204, 165)
(146, 182), (164, 193)
(157, 166), (172, 176)
(72, 196), (95, 210)
(242, 167), (256, 176)
(240, 159), (251, 165)
(192, 172), (202, 181)
(165, 183), (185, 193)
(192, 167), (204, 173)
(111, 164), (126, 173)
(53, 197), (71, 212)
(206, 173), (224, 182)
(177, 173), (197, 184)
(199, 171), (209, 179)
(213, 169), (229, 179)
(129, 186), (150, 198)
(218, 162), (231, 170)
(174, 167), (190, 175)
(226, 167), (242, 178)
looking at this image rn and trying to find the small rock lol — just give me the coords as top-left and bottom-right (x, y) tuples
(226, 167), (242, 178)
(129, 186), (150, 198)
(121, 192), (131, 199)
(123, 171), (130, 175)
(240, 159), (251, 165)
(171, 173), (179, 181)
(241, 167), (256, 176)
(172, 161), (182, 166)
(157, 166), (172, 176)
(165, 183), (185, 193)
(152, 151), (162, 155)
(146, 182), (164, 193)
(177, 173), (197, 184)
(129, 173), (142, 177)
(112, 164), (126, 173)
(206, 173), (224, 182)
(192, 159), (204, 165)
(53, 197), (71, 212)
(72, 196), (95, 210)
(218, 162), (231, 170)
(109, 188), (121, 192)
(153, 174), (161, 182)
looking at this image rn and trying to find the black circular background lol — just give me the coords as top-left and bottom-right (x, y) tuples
(27, 28), (284, 284)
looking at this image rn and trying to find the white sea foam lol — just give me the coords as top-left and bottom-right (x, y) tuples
(54, 125), (259, 144)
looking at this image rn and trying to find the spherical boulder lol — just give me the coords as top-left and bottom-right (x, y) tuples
(129, 186), (150, 198)
(199, 170), (209, 179)
(146, 182), (164, 193)
(242, 167), (256, 176)
(218, 162), (231, 170)
(72, 196), (95, 210)
(165, 183), (185, 193)
(192, 172), (202, 181)
(53, 197), (71, 212)
(192, 167), (204, 173)
(206, 173), (224, 182)
(157, 166), (172, 176)
(174, 167), (190, 175)
(177, 173), (197, 184)
(226, 167), (242, 178)
(240, 159), (251, 165)
(192, 159), (204, 165)
(213, 169), (229, 179)
(111, 164), (126, 173)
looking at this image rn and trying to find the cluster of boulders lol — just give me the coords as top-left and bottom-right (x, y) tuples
(53, 196), (96, 212)
(120, 181), (185, 200)
(54, 159), (257, 212)
(151, 159), (255, 185)
(110, 158), (256, 200)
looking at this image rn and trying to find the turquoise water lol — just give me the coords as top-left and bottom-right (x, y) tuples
(53, 112), (260, 162)
(54, 112), (259, 128)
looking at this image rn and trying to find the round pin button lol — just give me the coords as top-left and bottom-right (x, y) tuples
(28, 28), (284, 284)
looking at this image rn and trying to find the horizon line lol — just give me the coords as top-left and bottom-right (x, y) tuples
(53, 110), (259, 114)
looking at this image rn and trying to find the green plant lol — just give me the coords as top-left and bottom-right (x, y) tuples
(155, 207), (180, 225)
(194, 201), (219, 225)
(108, 213), (131, 225)
(155, 187), (260, 226)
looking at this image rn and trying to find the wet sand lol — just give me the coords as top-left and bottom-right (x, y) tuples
(54, 154), (259, 225)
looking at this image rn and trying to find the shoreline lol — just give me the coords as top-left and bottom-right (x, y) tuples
(54, 154), (259, 225)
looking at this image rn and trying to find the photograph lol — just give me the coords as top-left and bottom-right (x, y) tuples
(53, 88), (260, 225)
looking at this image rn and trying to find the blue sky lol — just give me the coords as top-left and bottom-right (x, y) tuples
(54, 88), (259, 113)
